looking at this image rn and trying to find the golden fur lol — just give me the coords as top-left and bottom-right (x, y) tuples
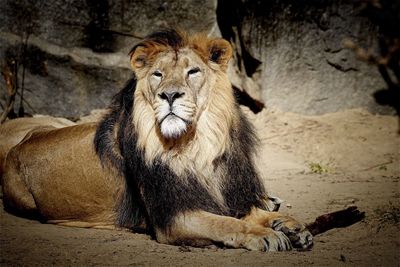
(1, 123), (122, 228)
(0, 117), (75, 177)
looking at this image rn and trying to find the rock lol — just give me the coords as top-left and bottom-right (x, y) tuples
(0, 32), (131, 118)
(0, 0), (218, 118)
(0, 0), (397, 117)
(1, 0), (217, 53)
(218, 0), (397, 115)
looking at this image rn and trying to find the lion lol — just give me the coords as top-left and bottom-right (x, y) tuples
(2, 29), (312, 251)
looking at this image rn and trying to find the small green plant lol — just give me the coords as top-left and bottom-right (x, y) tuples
(379, 165), (387, 171)
(309, 162), (329, 174)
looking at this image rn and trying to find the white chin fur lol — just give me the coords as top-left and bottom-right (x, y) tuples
(160, 116), (187, 139)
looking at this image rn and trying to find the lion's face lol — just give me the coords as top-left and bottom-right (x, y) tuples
(130, 31), (233, 141)
(147, 48), (212, 139)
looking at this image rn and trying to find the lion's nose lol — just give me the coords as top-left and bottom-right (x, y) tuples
(158, 91), (185, 106)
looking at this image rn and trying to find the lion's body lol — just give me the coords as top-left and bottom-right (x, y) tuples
(0, 117), (75, 177)
(2, 123), (121, 228)
(1, 30), (313, 251)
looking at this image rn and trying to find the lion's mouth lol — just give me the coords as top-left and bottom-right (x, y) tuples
(158, 112), (191, 139)
(159, 112), (190, 125)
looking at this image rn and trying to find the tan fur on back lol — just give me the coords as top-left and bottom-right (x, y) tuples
(0, 117), (75, 177)
(1, 123), (122, 227)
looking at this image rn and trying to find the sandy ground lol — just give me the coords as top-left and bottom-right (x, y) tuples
(1, 108), (399, 266)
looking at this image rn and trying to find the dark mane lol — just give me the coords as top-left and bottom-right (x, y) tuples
(94, 29), (267, 233)
(94, 76), (146, 229)
(129, 29), (186, 56)
(94, 77), (136, 174)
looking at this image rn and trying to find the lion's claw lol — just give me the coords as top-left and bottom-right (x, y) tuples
(264, 230), (292, 251)
(242, 229), (292, 251)
(271, 218), (314, 250)
(290, 229), (313, 250)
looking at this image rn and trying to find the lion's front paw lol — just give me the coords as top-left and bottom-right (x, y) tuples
(271, 218), (313, 250)
(290, 229), (313, 250)
(242, 229), (292, 252)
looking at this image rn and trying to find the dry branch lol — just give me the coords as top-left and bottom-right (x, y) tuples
(307, 206), (365, 236)
(0, 64), (16, 124)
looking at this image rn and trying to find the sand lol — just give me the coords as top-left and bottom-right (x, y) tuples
(1, 108), (399, 266)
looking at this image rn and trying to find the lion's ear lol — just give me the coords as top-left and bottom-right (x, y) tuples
(208, 39), (232, 70)
(129, 45), (148, 70)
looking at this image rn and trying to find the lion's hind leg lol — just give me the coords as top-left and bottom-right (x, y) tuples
(243, 208), (313, 250)
(2, 155), (39, 219)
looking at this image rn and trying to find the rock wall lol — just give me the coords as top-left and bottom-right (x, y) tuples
(0, 0), (218, 118)
(0, 0), (397, 118)
(218, 0), (397, 115)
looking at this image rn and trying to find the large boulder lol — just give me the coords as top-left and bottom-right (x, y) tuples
(218, 0), (397, 115)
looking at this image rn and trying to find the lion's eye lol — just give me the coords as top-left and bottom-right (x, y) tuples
(187, 67), (201, 76)
(152, 71), (163, 78)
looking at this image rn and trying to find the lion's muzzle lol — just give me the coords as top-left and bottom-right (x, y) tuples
(155, 89), (194, 140)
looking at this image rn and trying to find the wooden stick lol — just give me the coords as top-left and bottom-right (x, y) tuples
(306, 206), (365, 236)
(0, 64), (16, 124)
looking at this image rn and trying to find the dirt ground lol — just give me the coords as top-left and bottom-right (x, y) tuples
(1, 108), (399, 266)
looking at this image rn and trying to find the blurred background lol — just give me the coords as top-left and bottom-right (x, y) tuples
(0, 0), (399, 120)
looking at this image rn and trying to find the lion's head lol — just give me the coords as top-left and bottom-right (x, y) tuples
(129, 30), (234, 152)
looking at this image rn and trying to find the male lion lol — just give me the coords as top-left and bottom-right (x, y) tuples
(2, 30), (312, 251)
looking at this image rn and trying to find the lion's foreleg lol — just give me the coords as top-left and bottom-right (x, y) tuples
(243, 208), (313, 250)
(155, 210), (292, 251)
